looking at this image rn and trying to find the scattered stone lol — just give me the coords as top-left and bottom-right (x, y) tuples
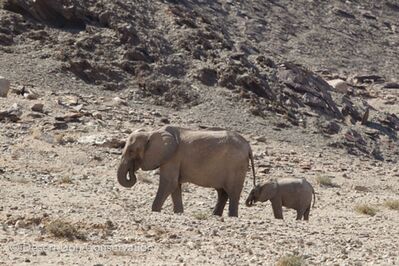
(256, 136), (267, 143)
(382, 82), (399, 89)
(72, 104), (84, 112)
(341, 96), (362, 122)
(123, 48), (153, 62)
(344, 129), (367, 145)
(112, 97), (128, 106)
(160, 118), (170, 124)
(361, 108), (369, 125)
(327, 79), (348, 93)
(196, 68), (218, 86)
(0, 103), (22, 122)
(24, 92), (39, 100)
(300, 162), (312, 170)
(381, 113), (399, 130)
(0, 76), (10, 97)
(92, 111), (102, 120)
(55, 113), (83, 123)
(26, 112), (45, 119)
(371, 145), (384, 161)
(354, 186), (369, 192)
(303, 93), (327, 109)
(10, 85), (26, 95)
(53, 122), (68, 130)
(351, 74), (384, 84)
(256, 56), (276, 68)
(78, 135), (125, 148)
(321, 121), (341, 135)
(15, 220), (26, 229)
(334, 8), (356, 19)
(31, 103), (44, 113)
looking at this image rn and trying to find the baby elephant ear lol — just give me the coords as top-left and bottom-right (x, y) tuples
(140, 128), (178, 170)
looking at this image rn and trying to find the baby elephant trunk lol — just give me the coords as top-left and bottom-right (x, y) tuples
(245, 193), (255, 207)
(117, 158), (137, 188)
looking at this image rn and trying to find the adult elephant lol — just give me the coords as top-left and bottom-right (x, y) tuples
(117, 125), (256, 217)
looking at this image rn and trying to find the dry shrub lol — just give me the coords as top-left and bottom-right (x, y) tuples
(46, 219), (86, 241)
(276, 254), (305, 266)
(355, 204), (378, 216)
(384, 200), (399, 210)
(193, 211), (208, 220)
(315, 176), (337, 187)
(58, 176), (73, 184)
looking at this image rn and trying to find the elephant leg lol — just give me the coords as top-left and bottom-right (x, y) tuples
(271, 199), (283, 219)
(227, 193), (240, 217)
(152, 170), (179, 212)
(213, 189), (228, 216)
(296, 209), (304, 220)
(225, 175), (245, 217)
(171, 183), (183, 213)
(304, 205), (311, 221)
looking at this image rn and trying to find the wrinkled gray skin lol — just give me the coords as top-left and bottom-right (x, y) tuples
(117, 125), (256, 217)
(246, 177), (315, 220)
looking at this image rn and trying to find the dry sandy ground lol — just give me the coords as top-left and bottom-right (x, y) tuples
(1, 83), (398, 266)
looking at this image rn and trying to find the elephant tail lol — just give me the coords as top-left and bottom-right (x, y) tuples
(249, 149), (256, 187)
(312, 188), (316, 208)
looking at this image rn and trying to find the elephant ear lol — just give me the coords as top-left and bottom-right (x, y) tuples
(140, 128), (178, 170)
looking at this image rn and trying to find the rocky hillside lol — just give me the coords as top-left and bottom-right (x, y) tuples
(0, 0), (398, 265)
(1, 0), (398, 159)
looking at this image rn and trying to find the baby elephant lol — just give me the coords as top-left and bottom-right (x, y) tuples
(246, 177), (315, 220)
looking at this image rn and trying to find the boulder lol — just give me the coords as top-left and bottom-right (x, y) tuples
(0, 76), (10, 97)
(277, 63), (342, 118)
(321, 121), (341, 135)
(0, 103), (22, 122)
(196, 68), (217, 86)
(31, 103), (44, 113)
(327, 79), (348, 93)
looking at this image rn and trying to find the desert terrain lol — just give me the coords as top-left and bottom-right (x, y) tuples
(0, 0), (398, 265)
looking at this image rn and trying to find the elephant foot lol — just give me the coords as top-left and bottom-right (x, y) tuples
(151, 206), (162, 212)
(212, 210), (223, 216)
(173, 208), (183, 214)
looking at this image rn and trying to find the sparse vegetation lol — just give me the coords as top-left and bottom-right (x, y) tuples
(276, 254), (305, 266)
(54, 133), (65, 144)
(193, 211), (209, 220)
(46, 219), (86, 241)
(384, 200), (399, 210)
(58, 176), (73, 184)
(315, 176), (337, 187)
(355, 204), (378, 216)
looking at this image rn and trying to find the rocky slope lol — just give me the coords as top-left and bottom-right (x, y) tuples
(0, 0), (398, 265)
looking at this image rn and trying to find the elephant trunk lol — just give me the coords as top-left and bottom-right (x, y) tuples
(117, 158), (137, 188)
(245, 196), (254, 207)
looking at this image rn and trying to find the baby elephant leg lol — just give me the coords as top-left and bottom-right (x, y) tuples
(271, 199), (283, 219)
